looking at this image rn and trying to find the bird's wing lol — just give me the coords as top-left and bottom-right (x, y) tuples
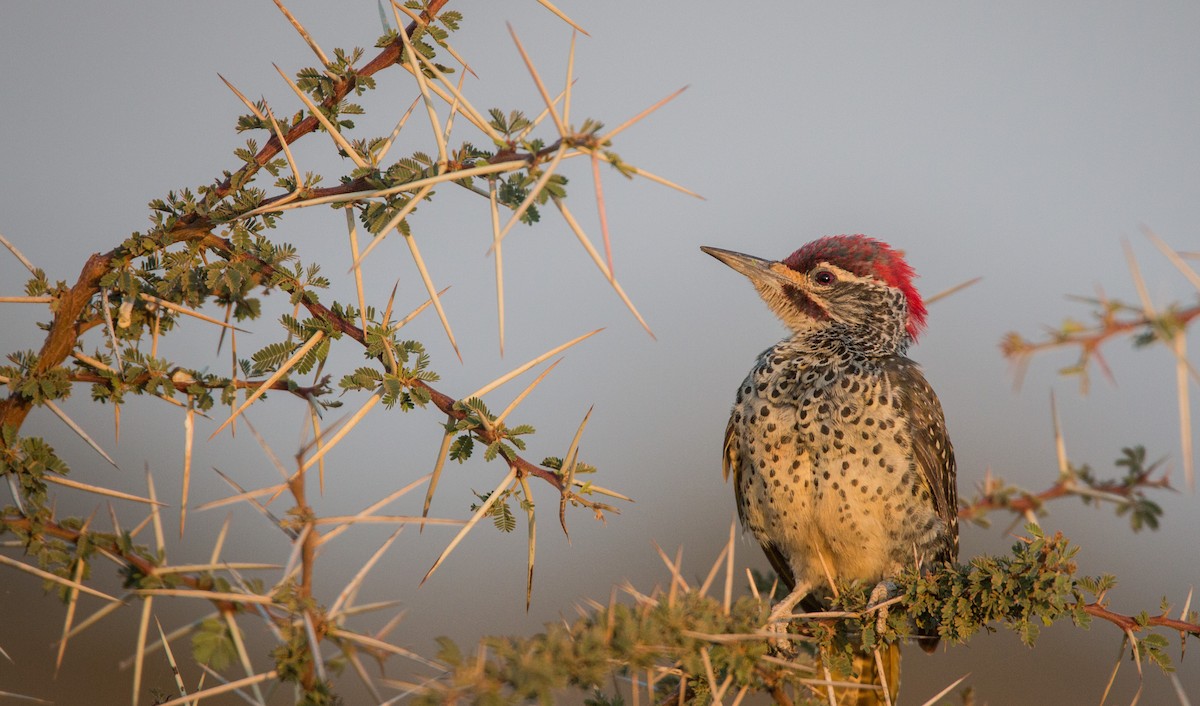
(723, 414), (799, 591)
(722, 415), (744, 519)
(885, 357), (959, 562)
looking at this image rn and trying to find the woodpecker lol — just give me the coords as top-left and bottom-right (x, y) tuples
(702, 236), (957, 705)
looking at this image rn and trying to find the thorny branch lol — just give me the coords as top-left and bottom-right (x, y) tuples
(957, 463), (1171, 526)
(213, 0), (452, 202)
(1001, 300), (1200, 390)
(0, 4), (619, 696)
(1082, 601), (1200, 637)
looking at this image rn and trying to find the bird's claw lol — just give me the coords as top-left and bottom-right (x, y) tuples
(764, 616), (798, 657)
(867, 580), (899, 636)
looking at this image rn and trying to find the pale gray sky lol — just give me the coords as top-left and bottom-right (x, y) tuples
(1, 2), (1198, 703)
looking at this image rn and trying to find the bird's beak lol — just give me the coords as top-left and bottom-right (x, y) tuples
(700, 246), (778, 283)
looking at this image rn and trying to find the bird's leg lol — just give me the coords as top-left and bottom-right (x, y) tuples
(867, 579), (899, 636)
(764, 581), (811, 656)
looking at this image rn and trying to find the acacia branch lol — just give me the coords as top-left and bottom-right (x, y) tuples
(957, 465), (1170, 524)
(1082, 601), (1200, 637)
(0, 3), (462, 438)
(1001, 300), (1200, 387)
(66, 371), (330, 399)
(213, 0), (451, 201)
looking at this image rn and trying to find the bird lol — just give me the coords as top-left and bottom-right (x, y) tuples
(701, 235), (958, 705)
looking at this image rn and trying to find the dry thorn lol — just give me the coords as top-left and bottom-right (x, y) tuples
(376, 96), (421, 165)
(155, 670), (278, 706)
(238, 158), (527, 219)
(508, 23), (566, 136)
(315, 515), (465, 528)
(650, 541), (690, 596)
(195, 482), (288, 513)
(271, 0), (330, 66)
(395, 13), (448, 166)
(1147, 228), (1200, 292)
(145, 468), (165, 558)
(489, 180), (505, 354)
(746, 567), (761, 602)
(601, 85), (689, 144)
(155, 616), (188, 703)
(421, 466), (517, 585)
(58, 594), (127, 650)
(591, 151), (615, 275)
(265, 105), (302, 193)
(157, 562), (278, 574)
(1167, 672), (1190, 706)
(558, 406), (593, 536)
(350, 182), (436, 268)
(132, 595), (153, 706)
(181, 397), (194, 537)
(699, 647), (720, 704)
(0, 231), (38, 274)
(916, 674), (969, 706)
(534, 0), (589, 35)
(274, 63), (368, 169)
(393, 285), (450, 332)
(391, 1), (479, 80)
(1171, 332), (1194, 490)
(468, 329), (602, 400)
(303, 611), (328, 685)
(873, 647), (893, 706)
(115, 616), (209, 671)
(392, 31), (497, 140)
(421, 424), (456, 529)
(135, 588), (274, 606)
(43, 475), (159, 506)
(209, 330), (325, 440)
(404, 232), (461, 362)
(725, 518), (736, 614)
(492, 144), (569, 246)
(0, 296), (52, 304)
(1100, 637), (1124, 706)
(441, 61), (468, 143)
(553, 197), (655, 338)
(329, 529), (404, 618)
(925, 276), (982, 306)
(328, 627), (445, 671)
(822, 661), (837, 706)
(210, 513), (232, 567)
(1050, 391), (1070, 481)
(218, 74), (266, 121)
(563, 30), (577, 128)
(343, 646), (384, 704)
(517, 83), (573, 143)
(276, 524), (312, 589)
(495, 358), (563, 426)
(323, 473), (432, 545)
(308, 402), (327, 495)
(100, 288), (123, 373)
(518, 474), (537, 611)
(211, 469), (293, 538)
(1125, 238), (1196, 488)
(697, 543), (729, 598)
(299, 390), (382, 473)
(54, 537), (90, 674)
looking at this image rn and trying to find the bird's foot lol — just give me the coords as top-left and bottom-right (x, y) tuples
(764, 605), (798, 657)
(867, 580), (899, 637)
(762, 582), (810, 658)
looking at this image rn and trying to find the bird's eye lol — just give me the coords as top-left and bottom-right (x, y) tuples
(813, 270), (835, 285)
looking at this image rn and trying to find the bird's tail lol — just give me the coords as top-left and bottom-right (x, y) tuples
(824, 642), (900, 706)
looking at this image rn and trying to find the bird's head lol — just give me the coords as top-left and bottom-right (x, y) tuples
(701, 235), (927, 349)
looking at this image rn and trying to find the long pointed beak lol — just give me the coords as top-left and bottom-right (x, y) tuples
(700, 246), (775, 281)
